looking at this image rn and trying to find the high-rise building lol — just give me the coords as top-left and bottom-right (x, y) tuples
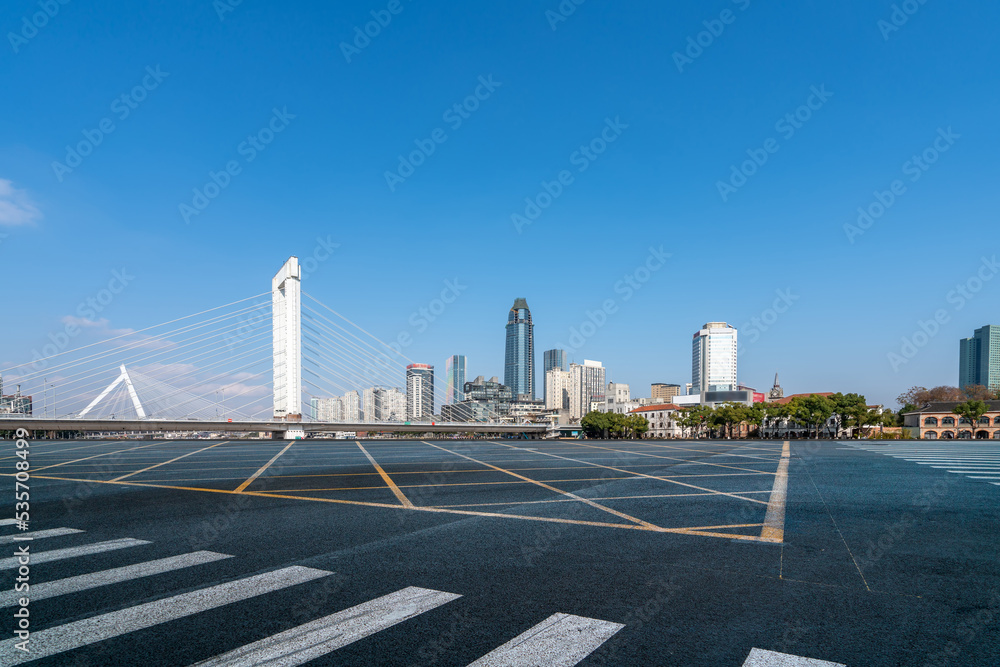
(381, 387), (406, 422)
(569, 360), (606, 420)
(692, 322), (738, 395)
(312, 396), (343, 422)
(545, 368), (572, 411)
(362, 387), (377, 422)
(406, 364), (435, 420)
(445, 355), (467, 405)
(960, 325), (1000, 392)
(543, 349), (567, 404)
(504, 298), (535, 400)
(651, 383), (681, 401)
(342, 390), (360, 421)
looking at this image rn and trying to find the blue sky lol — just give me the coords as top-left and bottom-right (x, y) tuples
(2, 0), (998, 409)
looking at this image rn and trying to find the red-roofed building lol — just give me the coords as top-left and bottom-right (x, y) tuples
(629, 404), (682, 439)
(771, 392), (835, 405)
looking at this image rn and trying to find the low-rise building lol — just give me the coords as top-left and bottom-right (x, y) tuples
(629, 404), (683, 439)
(903, 401), (1000, 440)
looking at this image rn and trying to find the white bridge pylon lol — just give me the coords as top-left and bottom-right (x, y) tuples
(79, 364), (147, 419)
(272, 256), (304, 440)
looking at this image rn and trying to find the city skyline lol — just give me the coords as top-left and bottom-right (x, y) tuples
(3, 1), (998, 412)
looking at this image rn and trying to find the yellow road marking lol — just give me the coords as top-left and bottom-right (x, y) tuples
(356, 441), (413, 507)
(422, 441), (659, 529)
(111, 441), (230, 482)
(761, 441), (791, 543)
(234, 442), (294, 493)
(491, 442), (770, 506)
(429, 490), (774, 508)
(1, 471), (778, 543)
(31, 441), (168, 472)
(567, 441), (772, 474)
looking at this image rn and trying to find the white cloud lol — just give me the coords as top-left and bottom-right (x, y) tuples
(0, 179), (42, 226)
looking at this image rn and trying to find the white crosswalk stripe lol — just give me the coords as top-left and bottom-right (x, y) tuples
(743, 648), (845, 666)
(467, 612), (624, 667)
(0, 527), (83, 544)
(0, 550), (233, 607)
(192, 586), (461, 666)
(0, 566), (332, 666)
(0, 538), (150, 569)
(850, 442), (1000, 487)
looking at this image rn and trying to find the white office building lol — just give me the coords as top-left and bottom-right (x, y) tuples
(545, 368), (572, 411)
(570, 360), (606, 420)
(342, 390), (360, 422)
(312, 396), (344, 422)
(382, 387), (406, 422)
(692, 322), (738, 395)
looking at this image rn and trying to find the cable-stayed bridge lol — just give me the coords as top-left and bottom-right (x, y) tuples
(1, 258), (546, 438)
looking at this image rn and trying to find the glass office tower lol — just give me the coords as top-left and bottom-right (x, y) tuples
(445, 355), (467, 405)
(504, 298), (535, 400)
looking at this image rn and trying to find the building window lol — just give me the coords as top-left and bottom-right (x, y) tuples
(924, 431), (938, 440)
(942, 430), (955, 439)
(980, 417), (991, 425)
(958, 430), (973, 439)
(942, 417), (955, 426)
(924, 417), (938, 426)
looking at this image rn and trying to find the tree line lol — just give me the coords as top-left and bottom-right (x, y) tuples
(580, 393), (895, 440)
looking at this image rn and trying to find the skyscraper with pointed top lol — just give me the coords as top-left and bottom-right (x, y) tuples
(504, 298), (535, 400)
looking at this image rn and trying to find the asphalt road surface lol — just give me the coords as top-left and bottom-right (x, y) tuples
(1, 437), (998, 666)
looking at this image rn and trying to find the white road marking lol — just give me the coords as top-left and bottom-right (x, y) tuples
(192, 586), (460, 666)
(0, 566), (331, 666)
(0, 551), (233, 607)
(467, 613), (624, 667)
(0, 527), (83, 544)
(851, 443), (1000, 488)
(0, 519), (19, 527)
(743, 647), (846, 666)
(0, 538), (150, 570)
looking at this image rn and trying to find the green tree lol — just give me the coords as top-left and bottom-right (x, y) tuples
(827, 392), (869, 438)
(952, 400), (989, 439)
(790, 394), (835, 439)
(743, 402), (767, 438)
(678, 406), (712, 438)
(624, 413), (649, 439)
(762, 402), (791, 439)
(581, 411), (610, 439)
(713, 403), (746, 439)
